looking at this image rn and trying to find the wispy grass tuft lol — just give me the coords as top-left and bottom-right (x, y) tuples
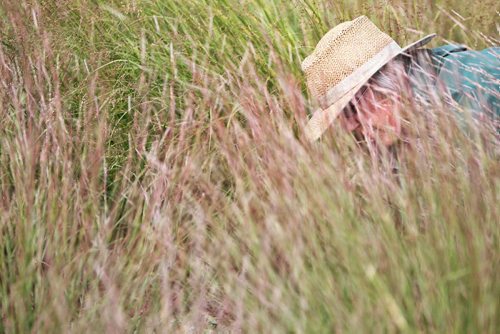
(0, 0), (498, 332)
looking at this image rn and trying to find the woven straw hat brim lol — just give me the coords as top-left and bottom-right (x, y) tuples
(401, 34), (436, 53)
(304, 34), (436, 142)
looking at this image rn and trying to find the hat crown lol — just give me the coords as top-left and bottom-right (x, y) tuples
(302, 16), (397, 100)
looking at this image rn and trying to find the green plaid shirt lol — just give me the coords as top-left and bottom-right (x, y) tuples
(409, 45), (499, 126)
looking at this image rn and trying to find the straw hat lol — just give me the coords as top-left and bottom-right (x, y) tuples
(302, 16), (436, 141)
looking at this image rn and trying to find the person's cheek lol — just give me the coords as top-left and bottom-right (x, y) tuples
(374, 104), (395, 130)
(360, 102), (396, 145)
(383, 103), (401, 136)
(379, 106), (401, 145)
(380, 108), (393, 129)
(340, 114), (360, 132)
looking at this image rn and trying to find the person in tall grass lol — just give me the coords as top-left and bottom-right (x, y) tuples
(302, 16), (499, 145)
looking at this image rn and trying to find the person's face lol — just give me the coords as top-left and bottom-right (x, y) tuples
(339, 85), (402, 147)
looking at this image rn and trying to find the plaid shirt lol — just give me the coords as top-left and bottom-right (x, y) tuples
(409, 45), (499, 127)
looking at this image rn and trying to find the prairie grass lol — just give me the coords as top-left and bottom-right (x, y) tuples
(0, 0), (498, 332)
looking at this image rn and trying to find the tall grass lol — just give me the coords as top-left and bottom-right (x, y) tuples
(0, 0), (498, 332)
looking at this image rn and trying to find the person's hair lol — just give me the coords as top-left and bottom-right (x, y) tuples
(367, 59), (408, 97)
(345, 58), (409, 115)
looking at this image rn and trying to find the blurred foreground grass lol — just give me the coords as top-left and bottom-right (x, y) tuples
(0, 0), (498, 332)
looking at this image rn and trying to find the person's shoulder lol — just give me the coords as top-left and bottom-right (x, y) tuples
(429, 44), (499, 119)
(429, 44), (499, 76)
(430, 44), (499, 62)
(430, 44), (468, 58)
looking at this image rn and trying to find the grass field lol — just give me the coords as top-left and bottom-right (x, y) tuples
(0, 0), (499, 332)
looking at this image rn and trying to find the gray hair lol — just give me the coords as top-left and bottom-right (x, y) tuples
(368, 59), (408, 97)
(347, 59), (410, 113)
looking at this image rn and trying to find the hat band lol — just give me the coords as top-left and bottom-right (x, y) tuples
(318, 41), (402, 109)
